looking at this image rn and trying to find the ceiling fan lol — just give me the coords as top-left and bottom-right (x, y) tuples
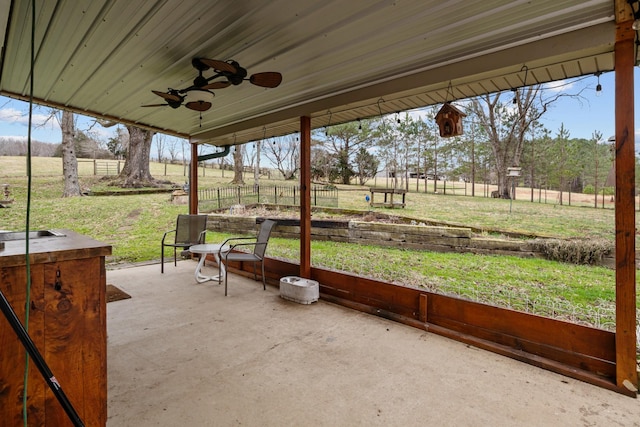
(143, 58), (283, 112)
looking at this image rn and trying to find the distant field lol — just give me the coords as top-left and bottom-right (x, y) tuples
(0, 155), (623, 243)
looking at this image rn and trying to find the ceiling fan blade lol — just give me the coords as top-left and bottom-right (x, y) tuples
(200, 59), (237, 74)
(185, 101), (212, 112)
(152, 90), (182, 102)
(141, 103), (169, 107)
(249, 72), (282, 88)
(201, 80), (231, 90)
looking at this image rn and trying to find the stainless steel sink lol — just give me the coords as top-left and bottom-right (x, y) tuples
(0, 230), (66, 242)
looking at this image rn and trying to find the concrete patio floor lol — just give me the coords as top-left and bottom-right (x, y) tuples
(106, 260), (639, 426)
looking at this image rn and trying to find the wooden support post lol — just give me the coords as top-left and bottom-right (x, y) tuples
(419, 294), (428, 323)
(614, 13), (638, 394)
(189, 141), (198, 215)
(300, 116), (312, 278)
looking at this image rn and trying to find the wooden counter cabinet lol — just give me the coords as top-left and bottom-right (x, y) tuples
(0, 230), (111, 426)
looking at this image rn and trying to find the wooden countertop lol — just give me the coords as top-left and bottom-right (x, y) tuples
(0, 229), (112, 267)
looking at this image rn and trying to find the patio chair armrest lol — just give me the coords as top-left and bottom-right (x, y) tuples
(198, 230), (207, 243)
(220, 236), (255, 247)
(162, 229), (177, 244)
(221, 241), (258, 257)
(228, 241), (260, 250)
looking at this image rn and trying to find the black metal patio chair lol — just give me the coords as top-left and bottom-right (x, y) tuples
(219, 219), (277, 296)
(161, 214), (208, 273)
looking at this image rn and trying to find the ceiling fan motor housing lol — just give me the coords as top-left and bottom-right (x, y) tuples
(193, 74), (208, 87)
(229, 66), (247, 85)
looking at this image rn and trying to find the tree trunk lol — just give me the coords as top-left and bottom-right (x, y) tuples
(254, 141), (260, 190)
(495, 162), (509, 198)
(61, 110), (83, 197)
(231, 145), (245, 185)
(118, 126), (156, 187)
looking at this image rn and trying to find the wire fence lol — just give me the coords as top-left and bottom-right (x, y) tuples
(198, 184), (338, 211)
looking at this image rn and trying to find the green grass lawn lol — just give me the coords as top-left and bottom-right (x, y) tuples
(1, 156), (637, 328)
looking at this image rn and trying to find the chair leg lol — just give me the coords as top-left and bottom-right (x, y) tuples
(261, 260), (266, 290)
(161, 244), (164, 273)
(173, 247), (177, 267)
(224, 262), (228, 296)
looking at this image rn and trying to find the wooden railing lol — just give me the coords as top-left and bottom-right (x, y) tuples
(219, 252), (628, 396)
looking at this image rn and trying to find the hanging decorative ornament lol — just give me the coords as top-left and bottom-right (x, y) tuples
(435, 103), (466, 138)
(434, 81), (466, 138)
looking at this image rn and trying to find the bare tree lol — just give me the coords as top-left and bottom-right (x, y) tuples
(117, 125), (157, 187)
(167, 137), (180, 162)
(318, 121), (374, 184)
(106, 126), (128, 159)
(263, 135), (299, 180)
(60, 110), (83, 197)
(99, 119), (173, 187)
(38, 107), (129, 196)
(230, 144), (245, 184)
(469, 85), (582, 197)
(218, 155), (228, 177)
(155, 133), (166, 162)
(38, 108), (83, 197)
(244, 143), (256, 169)
(31, 140), (57, 157)
(0, 137), (26, 155)
(240, 141), (262, 187)
(0, 137), (57, 156)
(310, 146), (337, 182)
(376, 122), (397, 188)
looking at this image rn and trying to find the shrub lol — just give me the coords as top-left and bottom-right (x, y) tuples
(601, 186), (615, 196)
(532, 238), (613, 265)
(583, 185), (615, 196)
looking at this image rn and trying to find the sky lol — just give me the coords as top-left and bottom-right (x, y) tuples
(535, 70), (620, 142)
(0, 69), (637, 150)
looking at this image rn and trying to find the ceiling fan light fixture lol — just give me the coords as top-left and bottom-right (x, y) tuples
(188, 89), (215, 103)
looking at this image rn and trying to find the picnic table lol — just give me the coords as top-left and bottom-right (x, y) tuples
(369, 187), (406, 208)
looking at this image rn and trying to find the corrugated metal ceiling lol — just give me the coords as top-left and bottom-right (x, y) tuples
(0, 0), (620, 146)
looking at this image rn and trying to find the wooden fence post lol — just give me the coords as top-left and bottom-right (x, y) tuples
(613, 10), (638, 394)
